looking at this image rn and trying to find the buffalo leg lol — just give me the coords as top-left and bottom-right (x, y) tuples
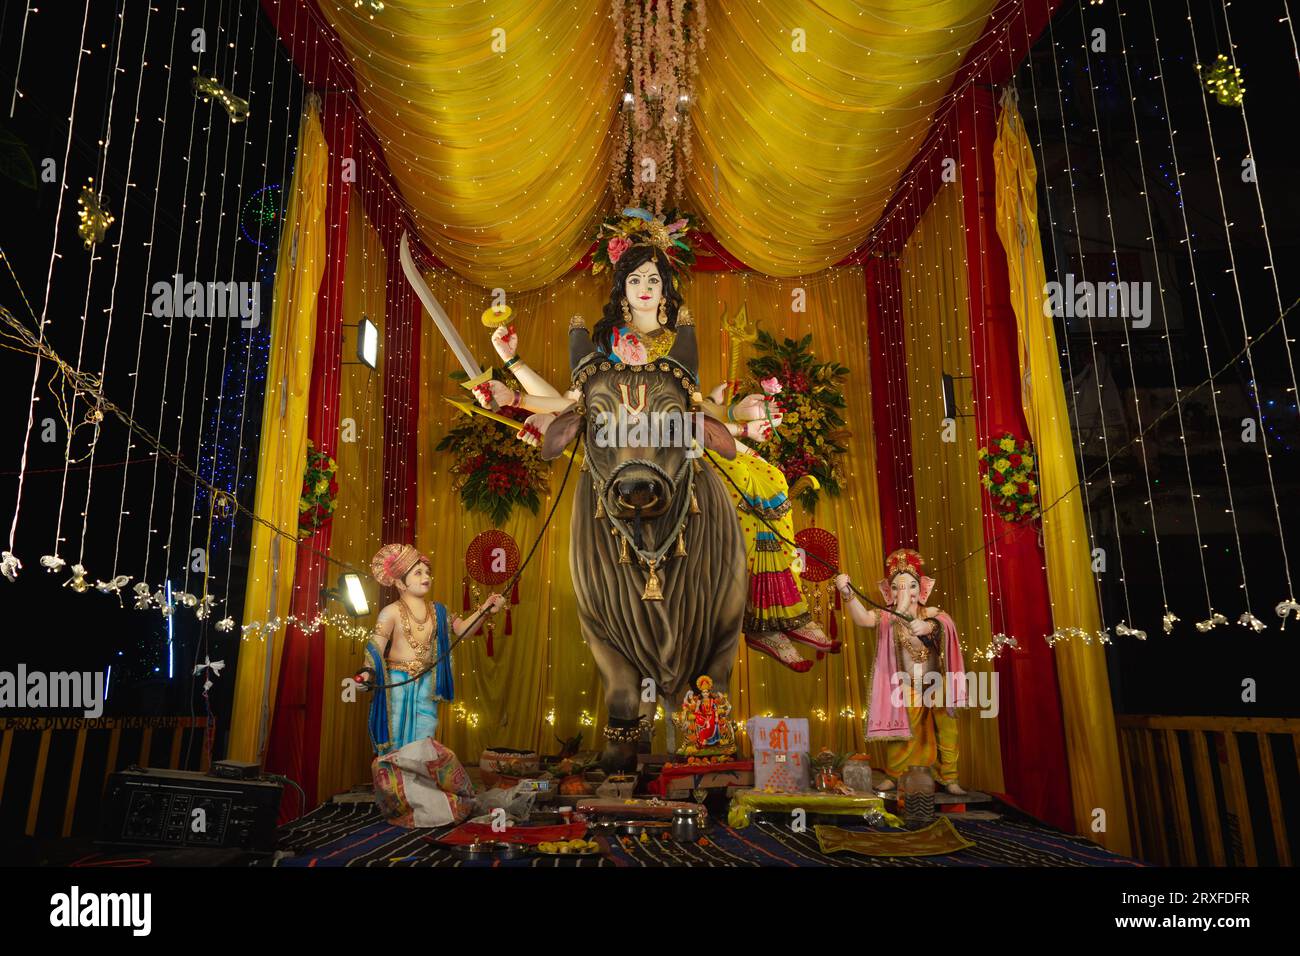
(582, 621), (643, 772)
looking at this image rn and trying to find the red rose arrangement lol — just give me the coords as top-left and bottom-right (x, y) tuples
(298, 439), (338, 538)
(977, 434), (1039, 522)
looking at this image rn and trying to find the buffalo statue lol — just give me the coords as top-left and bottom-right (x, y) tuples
(540, 319), (747, 770)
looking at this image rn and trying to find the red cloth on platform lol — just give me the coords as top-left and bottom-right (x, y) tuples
(645, 760), (754, 796)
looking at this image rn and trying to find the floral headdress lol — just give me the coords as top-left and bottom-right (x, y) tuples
(591, 207), (697, 276)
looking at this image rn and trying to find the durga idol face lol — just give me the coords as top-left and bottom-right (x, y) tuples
(623, 259), (664, 321)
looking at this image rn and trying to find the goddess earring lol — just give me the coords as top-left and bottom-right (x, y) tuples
(621, 299), (632, 325)
(657, 299), (668, 327)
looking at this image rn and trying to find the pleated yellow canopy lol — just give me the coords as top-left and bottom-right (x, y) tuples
(319, 0), (996, 289)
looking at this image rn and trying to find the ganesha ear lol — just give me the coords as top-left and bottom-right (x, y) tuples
(878, 578), (891, 605)
(919, 575), (936, 604)
(699, 414), (736, 461)
(540, 408), (583, 461)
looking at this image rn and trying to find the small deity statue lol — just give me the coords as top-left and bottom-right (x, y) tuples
(356, 543), (505, 755)
(673, 675), (737, 763)
(836, 548), (969, 795)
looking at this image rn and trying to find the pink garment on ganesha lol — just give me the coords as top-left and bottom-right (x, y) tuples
(865, 609), (966, 741)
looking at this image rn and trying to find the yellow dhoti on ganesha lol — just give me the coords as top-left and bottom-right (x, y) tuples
(470, 209), (835, 673)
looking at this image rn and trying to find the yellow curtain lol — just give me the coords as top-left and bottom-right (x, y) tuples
(316, 193), (389, 800)
(898, 179), (1005, 795)
(685, 0), (997, 275)
(318, 1), (619, 291)
(413, 266), (882, 763)
(317, 1), (998, 287)
(993, 93), (1130, 853)
(228, 97), (329, 762)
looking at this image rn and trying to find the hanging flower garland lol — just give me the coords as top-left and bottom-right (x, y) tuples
(977, 434), (1038, 522)
(298, 439), (338, 538)
(743, 328), (851, 512)
(437, 369), (549, 525)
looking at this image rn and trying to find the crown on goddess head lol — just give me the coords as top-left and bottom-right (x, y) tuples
(592, 207), (697, 276)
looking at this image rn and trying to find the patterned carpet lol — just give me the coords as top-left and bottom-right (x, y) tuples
(269, 800), (1142, 868)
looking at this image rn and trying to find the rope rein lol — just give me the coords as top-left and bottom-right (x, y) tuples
(360, 432), (583, 691)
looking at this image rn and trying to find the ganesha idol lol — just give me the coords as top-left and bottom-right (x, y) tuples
(837, 548), (969, 795)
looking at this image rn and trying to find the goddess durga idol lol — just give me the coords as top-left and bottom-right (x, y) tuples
(471, 209), (837, 674)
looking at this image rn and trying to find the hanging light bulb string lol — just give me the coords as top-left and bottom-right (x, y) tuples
(7, 0), (93, 575)
(1102, 0), (1213, 631)
(0, 293), (357, 576)
(111, 0), (186, 583)
(1019, 1), (1113, 635)
(1072, 0), (1169, 634)
(77, 0), (152, 574)
(1189, 0), (1297, 612)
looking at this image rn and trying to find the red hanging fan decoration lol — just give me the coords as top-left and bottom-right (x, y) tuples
(794, 527), (839, 582)
(464, 530), (521, 657)
(794, 526), (841, 641)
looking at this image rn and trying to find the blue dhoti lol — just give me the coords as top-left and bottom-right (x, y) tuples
(364, 602), (456, 755)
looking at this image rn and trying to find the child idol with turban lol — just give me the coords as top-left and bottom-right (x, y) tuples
(358, 543), (505, 754)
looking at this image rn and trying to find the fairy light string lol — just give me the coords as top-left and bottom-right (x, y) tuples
(1104, 0), (1213, 628)
(1016, 2), (1113, 640)
(1073, 0), (1169, 634)
(110, 0), (185, 583)
(7, 0), (93, 574)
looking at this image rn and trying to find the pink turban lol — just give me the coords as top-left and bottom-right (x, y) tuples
(370, 543), (429, 587)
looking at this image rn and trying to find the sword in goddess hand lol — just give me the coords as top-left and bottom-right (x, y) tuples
(398, 230), (497, 409)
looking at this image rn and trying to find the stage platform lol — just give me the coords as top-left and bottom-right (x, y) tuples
(265, 796), (1143, 868)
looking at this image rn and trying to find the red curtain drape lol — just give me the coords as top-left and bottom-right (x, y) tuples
(956, 84), (1072, 830)
(865, 255), (918, 556)
(264, 92), (356, 815)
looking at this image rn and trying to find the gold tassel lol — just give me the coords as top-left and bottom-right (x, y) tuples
(641, 562), (664, 601)
(594, 496), (606, 519)
(618, 534), (630, 564)
(689, 489), (700, 514)
(675, 531), (687, 557)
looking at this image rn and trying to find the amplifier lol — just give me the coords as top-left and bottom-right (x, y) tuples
(210, 759), (262, 780)
(98, 767), (283, 852)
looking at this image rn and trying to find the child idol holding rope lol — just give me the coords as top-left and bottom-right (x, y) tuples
(357, 544), (505, 755)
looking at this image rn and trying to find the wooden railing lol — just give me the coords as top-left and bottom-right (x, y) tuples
(1116, 715), (1299, 866)
(0, 716), (210, 839)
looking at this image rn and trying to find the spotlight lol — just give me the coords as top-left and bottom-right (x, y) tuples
(322, 572), (370, 617)
(357, 316), (378, 369)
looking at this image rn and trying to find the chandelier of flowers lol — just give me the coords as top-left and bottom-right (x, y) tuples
(611, 0), (706, 214)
